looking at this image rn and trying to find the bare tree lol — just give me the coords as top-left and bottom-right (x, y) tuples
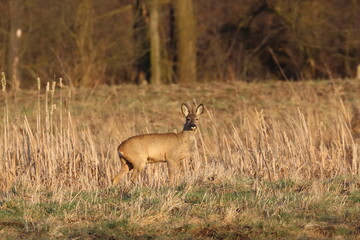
(149, 0), (161, 84)
(8, 0), (22, 91)
(132, 0), (150, 84)
(173, 0), (197, 84)
(76, 0), (95, 86)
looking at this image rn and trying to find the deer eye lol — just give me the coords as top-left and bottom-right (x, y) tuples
(186, 118), (191, 122)
(196, 118), (198, 121)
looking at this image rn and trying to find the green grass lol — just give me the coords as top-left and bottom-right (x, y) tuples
(1, 177), (360, 239)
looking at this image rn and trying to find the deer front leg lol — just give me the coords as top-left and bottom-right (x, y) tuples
(167, 160), (179, 185)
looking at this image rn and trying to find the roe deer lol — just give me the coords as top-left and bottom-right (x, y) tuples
(112, 103), (205, 185)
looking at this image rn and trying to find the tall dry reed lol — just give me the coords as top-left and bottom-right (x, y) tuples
(0, 78), (359, 195)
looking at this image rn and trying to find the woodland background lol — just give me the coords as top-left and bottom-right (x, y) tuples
(1, 0), (360, 89)
(2, 1), (360, 238)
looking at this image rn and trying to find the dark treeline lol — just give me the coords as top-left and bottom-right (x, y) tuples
(0, 0), (359, 88)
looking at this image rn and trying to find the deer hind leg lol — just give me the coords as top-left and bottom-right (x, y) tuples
(112, 158), (133, 186)
(130, 161), (146, 183)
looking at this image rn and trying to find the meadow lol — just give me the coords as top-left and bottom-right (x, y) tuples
(1, 78), (360, 239)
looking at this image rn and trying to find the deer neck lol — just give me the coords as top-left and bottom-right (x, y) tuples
(179, 129), (196, 143)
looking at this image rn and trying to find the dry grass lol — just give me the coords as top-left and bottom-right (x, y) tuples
(1, 78), (360, 239)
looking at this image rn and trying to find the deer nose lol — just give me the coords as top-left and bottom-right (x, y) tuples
(190, 123), (197, 129)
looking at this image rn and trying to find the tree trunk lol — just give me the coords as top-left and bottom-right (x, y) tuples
(173, 0), (197, 84)
(76, 0), (94, 87)
(8, 0), (22, 91)
(132, 0), (150, 84)
(149, 0), (161, 84)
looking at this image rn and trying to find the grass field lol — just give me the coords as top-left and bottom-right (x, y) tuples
(1, 78), (360, 239)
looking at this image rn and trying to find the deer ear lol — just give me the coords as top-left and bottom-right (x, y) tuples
(181, 103), (190, 116)
(195, 104), (204, 116)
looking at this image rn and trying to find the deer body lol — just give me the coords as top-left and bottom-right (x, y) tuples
(112, 103), (204, 185)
